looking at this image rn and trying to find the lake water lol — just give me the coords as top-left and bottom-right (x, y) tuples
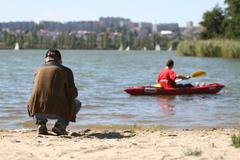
(0, 50), (239, 129)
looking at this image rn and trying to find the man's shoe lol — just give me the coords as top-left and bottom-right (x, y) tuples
(38, 125), (48, 135)
(52, 123), (67, 135)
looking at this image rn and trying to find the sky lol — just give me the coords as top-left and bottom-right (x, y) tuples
(0, 0), (225, 26)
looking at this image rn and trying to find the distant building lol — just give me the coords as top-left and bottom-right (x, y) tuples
(186, 21), (194, 29)
(160, 30), (175, 38)
(66, 21), (101, 32)
(0, 18), (188, 41)
(138, 22), (153, 36)
(0, 21), (36, 32)
(152, 24), (158, 33)
(180, 22), (204, 40)
(160, 30), (173, 35)
(157, 23), (179, 32)
(99, 17), (131, 29)
(37, 29), (59, 40)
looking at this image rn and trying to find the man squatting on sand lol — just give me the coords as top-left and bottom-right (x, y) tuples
(28, 49), (81, 135)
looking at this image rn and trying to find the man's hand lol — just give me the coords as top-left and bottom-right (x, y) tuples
(186, 75), (191, 79)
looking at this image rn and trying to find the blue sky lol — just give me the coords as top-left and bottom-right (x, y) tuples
(1, 0), (224, 26)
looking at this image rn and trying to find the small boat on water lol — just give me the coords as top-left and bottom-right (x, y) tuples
(155, 44), (161, 51)
(118, 44), (123, 51)
(167, 45), (172, 51)
(124, 83), (224, 96)
(14, 42), (20, 50)
(125, 46), (130, 51)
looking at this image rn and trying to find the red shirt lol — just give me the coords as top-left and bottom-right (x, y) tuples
(156, 67), (177, 88)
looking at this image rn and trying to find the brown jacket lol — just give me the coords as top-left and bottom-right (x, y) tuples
(28, 61), (78, 122)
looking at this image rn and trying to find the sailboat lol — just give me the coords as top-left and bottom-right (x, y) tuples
(167, 45), (172, 51)
(118, 44), (123, 51)
(155, 44), (161, 51)
(143, 46), (147, 51)
(125, 46), (130, 51)
(14, 42), (20, 50)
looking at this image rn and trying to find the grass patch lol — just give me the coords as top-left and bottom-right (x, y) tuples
(231, 134), (240, 148)
(176, 39), (240, 58)
(184, 148), (202, 156)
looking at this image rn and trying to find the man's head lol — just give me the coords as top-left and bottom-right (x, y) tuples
(45, 49), (62, 64)
(166, 59), (174, 68)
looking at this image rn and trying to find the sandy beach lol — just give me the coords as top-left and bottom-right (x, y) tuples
(0, 127), (240, 160)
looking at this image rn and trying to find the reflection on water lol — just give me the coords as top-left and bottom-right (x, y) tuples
(0, 50), (239, 129)
(157, 96), (175, 116)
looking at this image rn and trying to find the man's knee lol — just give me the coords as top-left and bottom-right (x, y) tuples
(75, 99), (81, 114)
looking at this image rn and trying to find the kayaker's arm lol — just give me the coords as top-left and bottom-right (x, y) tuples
(176, 74), (191, 80)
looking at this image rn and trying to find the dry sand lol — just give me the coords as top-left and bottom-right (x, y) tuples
(0, 127), (240, 160)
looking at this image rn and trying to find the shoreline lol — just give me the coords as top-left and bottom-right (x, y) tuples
(1, 127), (240, 160)
(20, 120), (240, 131)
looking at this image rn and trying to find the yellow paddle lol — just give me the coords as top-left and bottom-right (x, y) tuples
(176, 70), (206, 82)
(191, 70), (206, 78)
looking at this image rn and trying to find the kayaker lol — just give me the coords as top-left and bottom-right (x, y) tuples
(27, 49), (81, 135)
(156, 59), (193, 88)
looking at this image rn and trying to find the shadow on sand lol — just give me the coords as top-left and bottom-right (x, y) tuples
(37, 129), (136, 139)
(85, 131), (135, 139)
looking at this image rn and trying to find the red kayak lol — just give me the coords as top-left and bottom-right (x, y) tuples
(124, 83), (224, 96)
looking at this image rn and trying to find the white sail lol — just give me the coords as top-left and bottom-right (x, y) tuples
(125, 46), (130, 51)
(14, 42), (20, 50)
(118, 44), (123, 51)
(143, 46), (147, 51)
(155, 44), (160, 51)
(167, 46), (172, 51)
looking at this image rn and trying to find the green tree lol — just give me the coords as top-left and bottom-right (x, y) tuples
(200, 5), (225, 39)
(30, 32), (39, 48)
(99, 32), (111, 49)
(224, 0), (240, 38)
(132, 37), (141, 50)
(64, 33), (77, 49)
(87, 33), (97, 49)
(56, 33), (65, 49)
(112, 34), (121, 49)
(153, 34), (162, 47)
(75, 37), (85, 49)
(126, 32), (134, 48)
(3, 31), (15, 47)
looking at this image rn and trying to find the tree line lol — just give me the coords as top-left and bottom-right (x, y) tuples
(200, 0), (240, 39)
(0, 31), (175, 50)
(176, 0), (240, 58)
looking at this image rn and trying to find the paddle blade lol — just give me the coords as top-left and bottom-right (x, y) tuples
(191, 70), (206, 77)
(152, 83), (161, 87)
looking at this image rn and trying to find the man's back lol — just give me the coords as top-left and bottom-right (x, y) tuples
(156, 67), (176, 88)
(28, 61), (78, 122)
(34, 63), (68, 98)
